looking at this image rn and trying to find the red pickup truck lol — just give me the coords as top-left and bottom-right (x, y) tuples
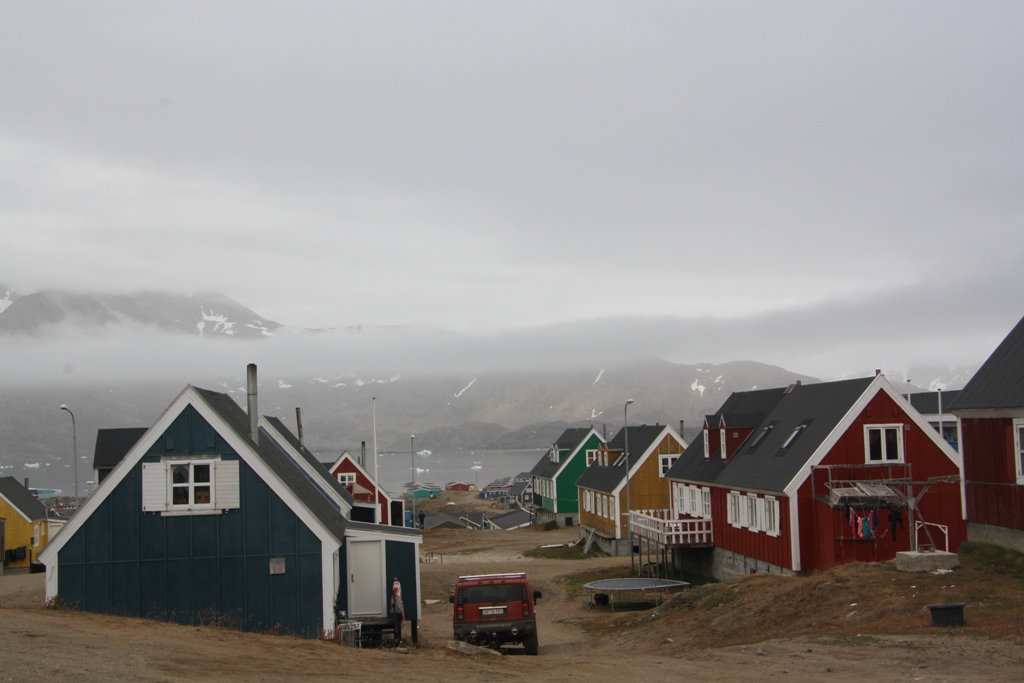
(449, 572), (542, 655)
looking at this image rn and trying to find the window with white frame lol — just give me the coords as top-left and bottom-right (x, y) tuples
(764, 496), (780, 537)
(688, 486), (700, 517)
(747, 494), (760, 532)
(142, 457), (240, 515)
(703, 430), (710, 459)
(720, 428), (727, 459)
(701, 488), (712, 518)
(32, 523), (40, 547)
(727, 491), (743, 527)
(1014, 419), (1024, 485)
(586, 449), (599, 466)
(336, 472), (356, 485)
(674, 483), (684, 516)
(865, 425), (904, 463)
(660, 454), (678, 476)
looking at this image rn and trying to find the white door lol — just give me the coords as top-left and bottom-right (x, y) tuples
(348, 539), (384, 617)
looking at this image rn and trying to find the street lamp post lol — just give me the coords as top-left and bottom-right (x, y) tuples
(60, 404), (79, 504)
(624, 399), (634, 571)
(410, 435), (416, 528)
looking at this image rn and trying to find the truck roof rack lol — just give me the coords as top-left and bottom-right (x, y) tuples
(457, 572), (527, 581)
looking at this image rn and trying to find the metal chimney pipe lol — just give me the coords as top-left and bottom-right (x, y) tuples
(679, 420), (684, 437)
(361, 441), (367, 468)
(295, 407), (305, 450)
(247, 364), (259, 445)
(24, 477), (29, 490)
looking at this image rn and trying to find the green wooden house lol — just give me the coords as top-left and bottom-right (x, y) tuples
(529, 428), (603, 527)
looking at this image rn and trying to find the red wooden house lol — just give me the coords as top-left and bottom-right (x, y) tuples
(643, 375), (964, 580)
(949, 314), (1024, 553)
(325, 450), (404, 527)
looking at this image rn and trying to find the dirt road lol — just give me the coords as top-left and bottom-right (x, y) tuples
(2, 526), (1023, 682)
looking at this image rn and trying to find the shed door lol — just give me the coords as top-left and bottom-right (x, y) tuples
(348, 539), (384, 617)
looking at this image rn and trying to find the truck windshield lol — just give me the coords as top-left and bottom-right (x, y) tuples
(460, 584), (523, 604)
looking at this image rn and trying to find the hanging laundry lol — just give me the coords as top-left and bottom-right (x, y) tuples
(888, 508), (903, 542)
(870, 509), (879, 533)
(861, 517), (872, 541)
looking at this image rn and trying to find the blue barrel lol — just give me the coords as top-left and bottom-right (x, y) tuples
(405, 510), (413, 528)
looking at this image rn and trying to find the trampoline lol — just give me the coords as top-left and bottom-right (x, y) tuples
(582, 577), (690, 612)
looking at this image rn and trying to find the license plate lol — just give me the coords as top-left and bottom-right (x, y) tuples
(480, 607), (505, 616)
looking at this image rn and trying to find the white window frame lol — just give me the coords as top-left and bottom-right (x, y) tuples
(701, 487), (712, 519)
(688, 486), (700, 518)
(864, 424), (905, 463)
(32, 523), (40, 547)
(764, 495), (780, 537)
(336, 472), (357, 485)
(143, 457), (239, 516)
(703, 429), (710, 460)
(660, 454), (678, 477)
(747, 493), (760, 532)
(727, 491), (743, 528)
(168, 460), (216, 511)
(720, 428), (727, 460)
(1014, 419), (1024, 485)
(586, 449), (598, 466)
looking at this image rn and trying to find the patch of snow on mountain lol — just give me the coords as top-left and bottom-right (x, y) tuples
(200, 308), (236, 335)
(751, 385), (758, 390)
(454, 378), (476, 398)
(929, 379), (948, 391)
(0, 289), (15, 313)
(355, 379), (365, 386)
(196, 321), (205, 334)
(245, 320), (274, 336)
(334, 382), (346, 387)
(590, 408), (604, 419)
(279, 380), (292, 389)
(593, 368), (605, 385)
(715, 375), (723, 383)
(691, 379), (705, 396)
(390, 374), (401, 382)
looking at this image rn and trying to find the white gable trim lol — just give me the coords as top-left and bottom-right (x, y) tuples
(781, 375), (961, 499)
(610, 425), (685, 497)
(332, 451), (393, 506)
(41, 386), (345, 566)
(259, 416), (354, 516)
(39, 385), (195, 567)
(551, 428), (601, 481)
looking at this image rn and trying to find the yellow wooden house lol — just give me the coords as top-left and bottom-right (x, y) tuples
(576, 424), (686, 555)
(0, 477), (49, 569)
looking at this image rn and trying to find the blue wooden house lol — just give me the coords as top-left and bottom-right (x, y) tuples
(39, 369), (421, 637)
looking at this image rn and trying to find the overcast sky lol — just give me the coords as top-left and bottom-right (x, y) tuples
(1, 2), (1022, 378)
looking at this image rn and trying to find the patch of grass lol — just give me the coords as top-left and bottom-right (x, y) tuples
(960, 542), (1024, 580)
(542, 520), (559, 531)
(523, 544), (607, 560)
(701, 588), (740, 608)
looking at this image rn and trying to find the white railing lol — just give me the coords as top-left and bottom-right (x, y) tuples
(629, 509), (713, 546)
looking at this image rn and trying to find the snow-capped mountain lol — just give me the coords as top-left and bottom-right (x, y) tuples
(0, 289), (281, 339)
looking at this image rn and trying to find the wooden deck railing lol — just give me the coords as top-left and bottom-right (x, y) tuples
(629, 509), (713, 546)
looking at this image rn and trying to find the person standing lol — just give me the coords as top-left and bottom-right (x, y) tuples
(417, 510), (425, 529)
(390, 578), (404, 644)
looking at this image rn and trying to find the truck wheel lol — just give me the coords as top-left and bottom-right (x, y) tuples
(524, 630), (539, 656)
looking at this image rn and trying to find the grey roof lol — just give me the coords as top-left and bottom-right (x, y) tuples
(422, 511), (486, 530)
(576, 424), (672, 494)
(529, 452), (560, 479)
(531, 427), (595, 479)
(575, 462), (626, 494)
(949, 315), (1024, 411)
(194, 388), (347, 543)
(508, 480), (531, 497)
(910, 390), (962, 415)
(666, 378), (875, 493)
(489, 508), (533, 530)
(606, 424), (668, 458)
(0, 476), (48, 520)
(262, 416), (355, 507)
(92, 427), (148, 471)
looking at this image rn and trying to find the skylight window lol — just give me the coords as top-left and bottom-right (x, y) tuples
(748, 423), (775, 450)
(780, 420), (813, 450)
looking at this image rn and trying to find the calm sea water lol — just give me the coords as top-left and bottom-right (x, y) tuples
(370, 447), (544, 494)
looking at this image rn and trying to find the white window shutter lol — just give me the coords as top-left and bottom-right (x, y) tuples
(215, 459), (241, 510)
(767, 498), (781, 537)
(702, 488), (711, 519)
(142, 462), (168, 511)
